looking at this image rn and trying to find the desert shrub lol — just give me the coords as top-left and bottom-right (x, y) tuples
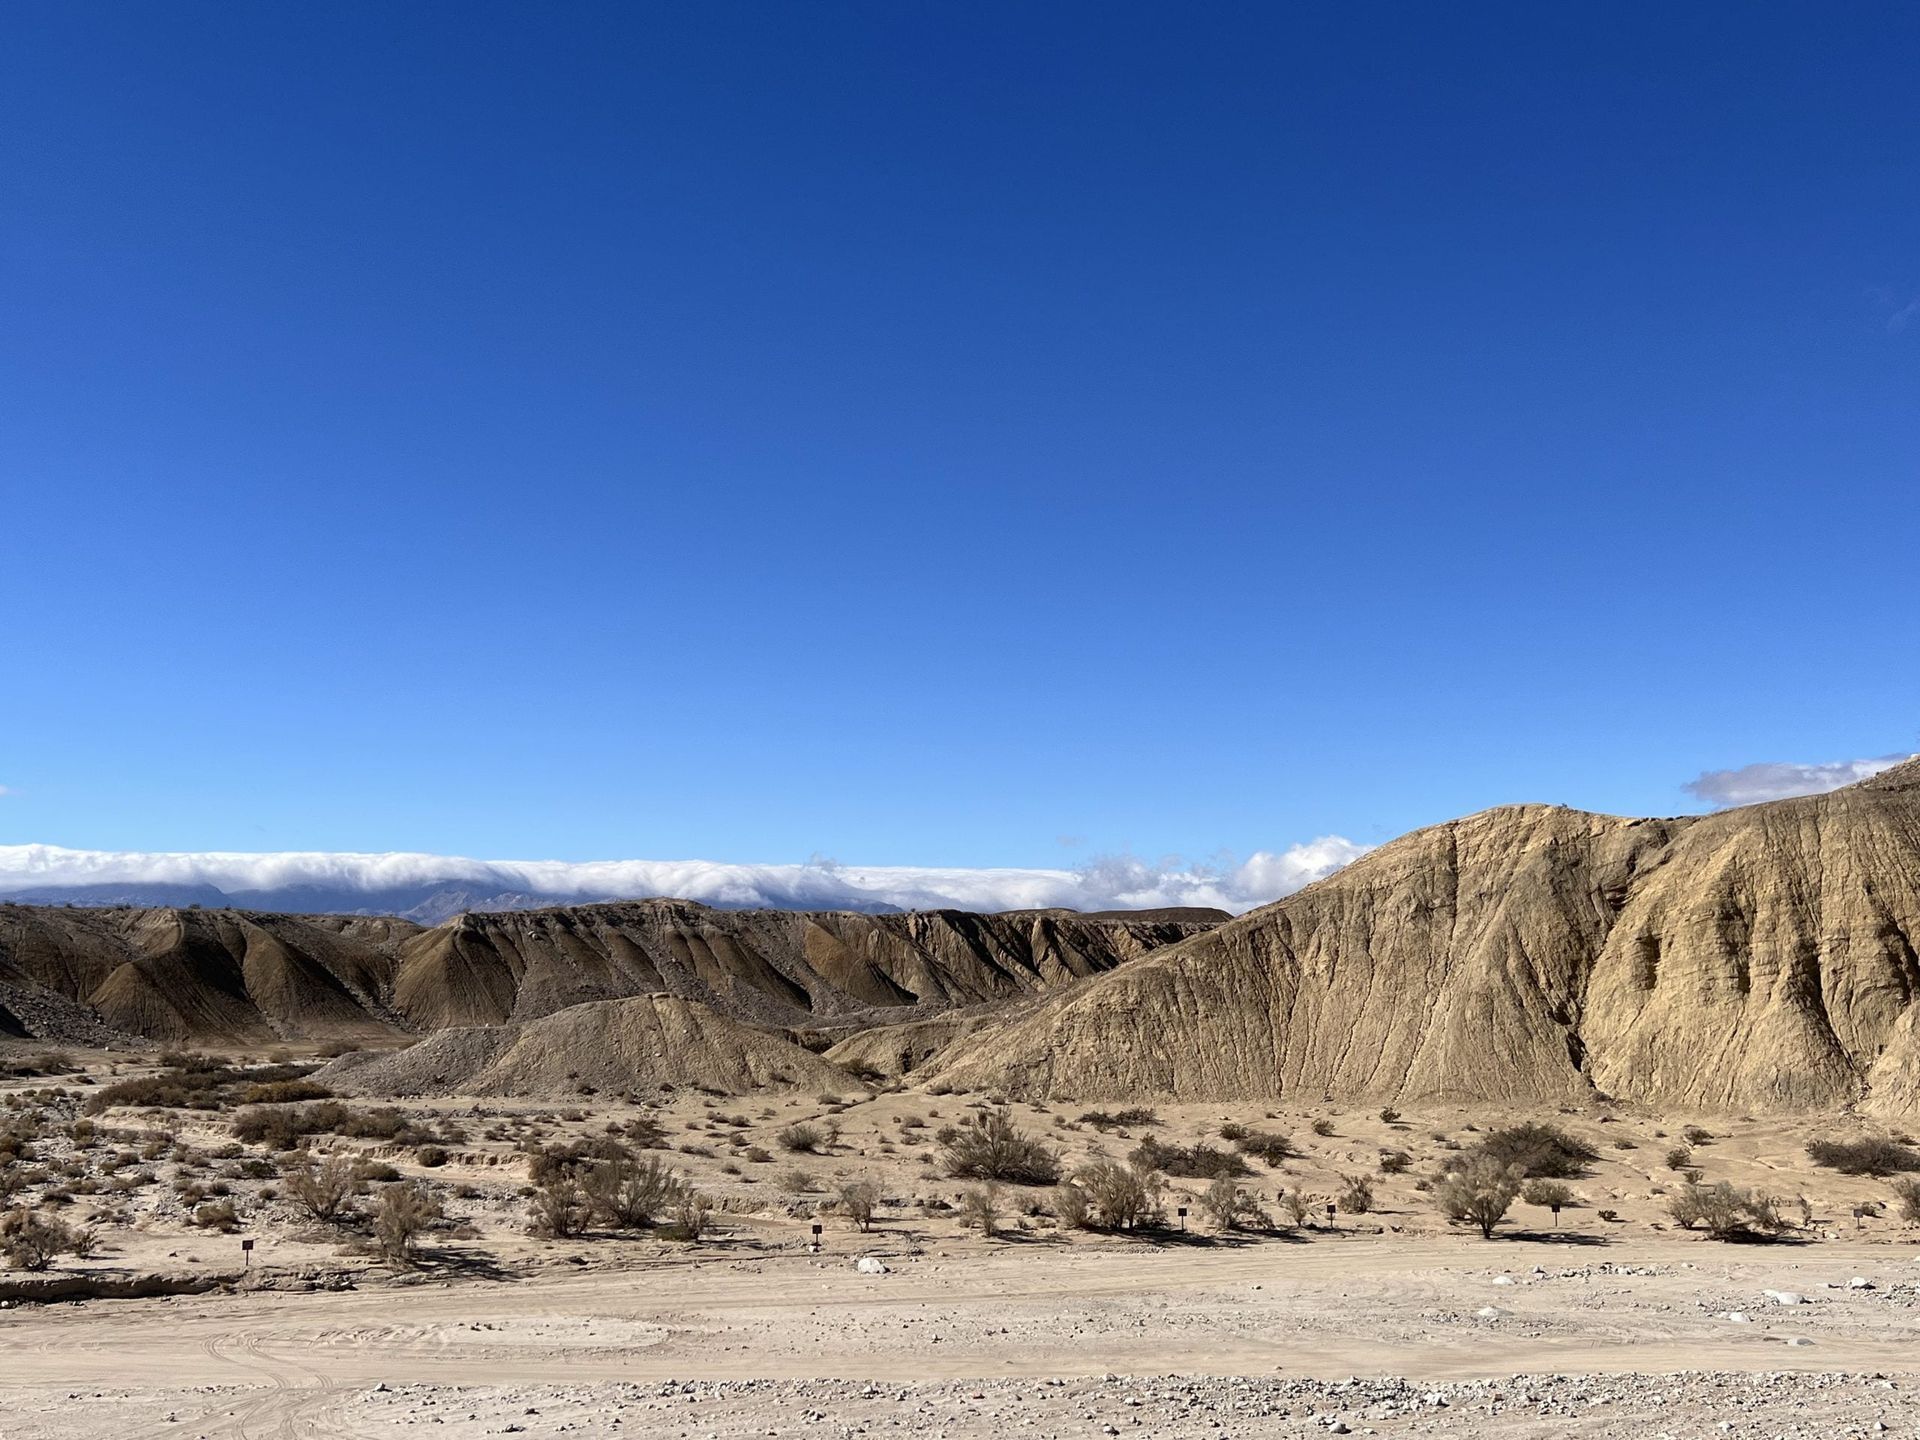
(1669, 1181), (1791, 1240)
(1051, 1182), (1091, 1228)
(1068, 1161), (1162, 1231)
(1469, 1123), (1597, 1179)
(240, 1080), (333, 1106)
(1379, 1108), (1402, 1124)
(1128, 1137), (1251, 1180)
(530, 1175), (589, 1238)
(1336, 1173), (1375, 1214)
(281, 1154), (360, 1223)
(615, 1115), (670, 1149)
(234, 1101), (434, 1151)
(1310, 1119), (1335, 1137)
(1891, 1178), (1920, 1224)
(1805, 1137), (1920, 1177)
(1379, 1149), (1412, 1174)
(1278, 1189), (1318, 1229)
(1681, 1126), (1715, 1146)
(1434, 1158), (1523, 1238)
(958, 1183), (1002, 1236)
(838, 1179), (880, 1232)
(192, 1199), (240, 1231)
(374, 1180), (442, 1264)
(1079, 1108), (1159, 1131)
(1520, 1179), (1577, 1211)
(1598, 1208), (1619, 1222)
(660, 1192), (713, 1242)
(776, 1123), (826, 1154)
(1200, 1175), (1265, 1231)
(940, 1111), (1059, 1185)
(778, 1167), (820, 1193)
(526, 1136), (632, 1185)
(416, 1145), (448, 1168)
(1232, 1130), (1297, 1167)
(90, 1060), (322, 1114)
(585, 1154), (688, 1229)
(1, 1208), (86, 1270)
(1664, 1146), (1693, 1170)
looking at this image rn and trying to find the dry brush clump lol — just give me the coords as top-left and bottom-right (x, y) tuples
(1079, 1108), (1160, 1132)
(1199, 1175), (1267, 1231)
(1434, 1158), (1523, 1238)
(838, 1179), (880, 1232)
(1668, 1182), (1794, 1240)
(1127, 1137), (1252, 1180)
(958, 1183), (1002, 1236)
(1805, 1137), (1920, 1177)
(1, 1207), (93, 1271)
(281, 1154), (360, 1224)
(583, 1153), (689, 1228)
(1056, 1161), (1163, 1232)
(1520, 1179), (1578, 1213)
(374, 1180), (442, 1264)
(1467, 1123), (1598, 1180)
(940, 1110), (1059, 1186)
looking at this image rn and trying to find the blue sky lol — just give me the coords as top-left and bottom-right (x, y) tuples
(3, 2), (1916, 879)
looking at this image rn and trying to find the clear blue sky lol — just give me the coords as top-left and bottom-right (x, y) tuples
(4, 2), (1916, 867)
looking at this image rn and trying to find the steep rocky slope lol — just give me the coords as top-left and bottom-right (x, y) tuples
(929, 759), (1920, 1115)
(316, 994), (854, 1097)
(0, 900), (1218, 1046)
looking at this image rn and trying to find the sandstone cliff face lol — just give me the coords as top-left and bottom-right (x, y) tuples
(1584, 756), (1920, 1115)
(930, 806), (1683, 1102)
(929, 760), (1920, 1115)
(0, 899), (1217, 1046)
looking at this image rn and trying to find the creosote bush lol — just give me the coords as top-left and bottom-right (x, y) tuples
(1200, 1175), (1266, 1231)
(1278, 1189), (1318, 1230)
(1804, 1137), (1920, 1177)
(940, 1110), (1059, 1185)
(1336, 1173), (1375, 1214)
(1468, 1123), (1598, 1179)
(958, 1183), (1002, 1236)
(2, 1208), (92, 1270)
(584, 1153), (687, 1229)
(530, 1175), (589, 1238)
(281, 1154), (359, 1224)
(1520, 1179), (1577, 1211)
(1434, 1158), (1523, 1238)
(1668, 1181), (1793, 1240)
(776, 1123), (826, 1154)
(1231, 1130), (1298, 1167)
(1063, 1161), (1162, 1231)
(368, 1181), (438, 1264)
(838, 1179), (880, 1232)
(1891, 1178), (1920, 1224)
(1079, 1108), (1159, 1131)
(1127, 1137), (1251, 1180)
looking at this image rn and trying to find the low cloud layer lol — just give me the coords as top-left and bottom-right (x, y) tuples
(0, 836), (1370, 919)
(1682, 753), (1911, 808)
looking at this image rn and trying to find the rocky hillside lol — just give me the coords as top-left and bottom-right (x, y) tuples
(0, 899), (1221, 1047)
(316, 994), (856, 1098)
(929, 758), (1920, 1115)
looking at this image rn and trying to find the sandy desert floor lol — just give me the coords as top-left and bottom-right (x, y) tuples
(5, 1049), (1920, 1437)
(5, 1236), (1920, 1438)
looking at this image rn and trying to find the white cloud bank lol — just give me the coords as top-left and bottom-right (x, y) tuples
(0, 837), (1371, 917)
(1682, 753), (1913, 808)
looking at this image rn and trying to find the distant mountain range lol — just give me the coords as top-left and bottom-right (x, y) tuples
(0, 880), (899, 925)
(0, 839), (1369, 923)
